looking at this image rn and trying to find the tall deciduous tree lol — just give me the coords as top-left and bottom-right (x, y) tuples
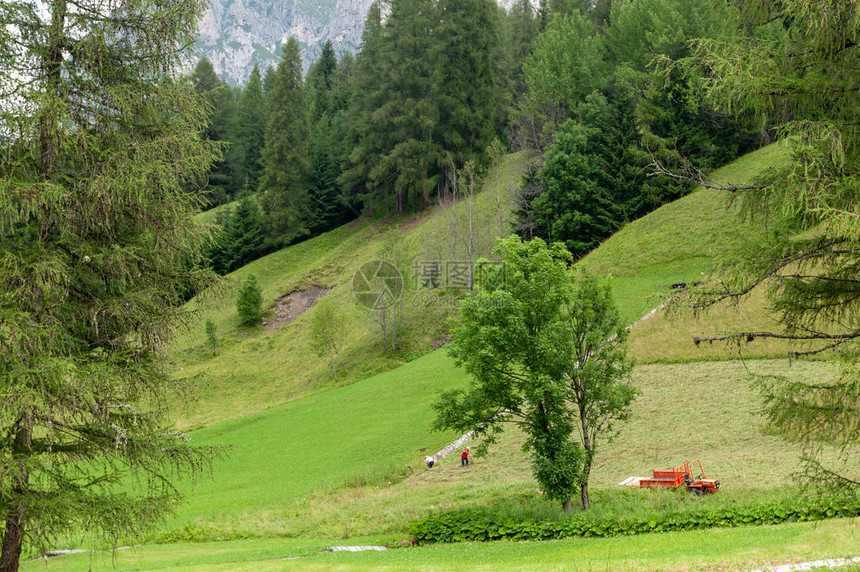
(514, 9), (607, 151)
(259, 37), (310, 249)
(680, 0), (860, 488)
(524, 10), (608, 114)
(434, 236), (635, 512)
(0, 0), (220, 568)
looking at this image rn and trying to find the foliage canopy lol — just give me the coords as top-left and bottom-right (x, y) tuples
(434, 236), (635, 512)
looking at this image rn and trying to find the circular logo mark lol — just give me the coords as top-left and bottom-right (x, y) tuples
(352, 260), (404, 310)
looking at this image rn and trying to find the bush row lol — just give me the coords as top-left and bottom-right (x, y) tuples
(410, 494), (860, 544)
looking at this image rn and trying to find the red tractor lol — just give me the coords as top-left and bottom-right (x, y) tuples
(636, 459), (720, 495)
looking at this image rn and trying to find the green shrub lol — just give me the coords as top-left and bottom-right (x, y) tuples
(410, 492), (860, 544)
(236, 275), (263, 325)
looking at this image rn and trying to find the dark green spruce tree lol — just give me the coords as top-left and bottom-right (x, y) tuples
(500, 0), (540, 104)
(208, 198), (264, 275)
(373, 0), (439, 213)
(433, 0), (500, 192)
(339, 2), (386, 213)
(307, 41), (350, 233)
(237, 65), (267, 193)
(192, 58), (242, 205)
(531, 118), (620, 257)
(259, 37), (311, 249)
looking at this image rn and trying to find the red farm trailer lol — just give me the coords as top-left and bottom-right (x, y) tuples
(635, 460), (720, 495)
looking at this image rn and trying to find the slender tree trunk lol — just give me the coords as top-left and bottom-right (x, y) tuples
(1, 414), (32, 572)
(446, 160), (459, 270)
(466, 169), (475, 292)
(562, 496), (572, 514)
(579, 397), (593, 510)
(390, 305), (397, 350)
(399, 301), (403, 340)
(329, 353), (338, 380)
(337, 349), (346, 373)
(379, 309), (388, 351)
(580, 477), (590, 511)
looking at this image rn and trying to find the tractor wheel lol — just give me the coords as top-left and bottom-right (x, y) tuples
(689, 487), (702, 496)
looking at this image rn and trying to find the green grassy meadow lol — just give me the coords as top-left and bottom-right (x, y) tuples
(144, 355), (852, 548)
(580, 142), (798, 362)
(170, 350), (464, 528)
(26, 145), (860, 570)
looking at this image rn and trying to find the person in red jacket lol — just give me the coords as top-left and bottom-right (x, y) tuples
(461, 447), (470, 466)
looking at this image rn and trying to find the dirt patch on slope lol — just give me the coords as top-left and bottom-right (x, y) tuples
(266, 285), (331, 331)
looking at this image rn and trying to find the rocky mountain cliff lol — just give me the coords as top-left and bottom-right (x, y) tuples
(195, 0), (524, 85)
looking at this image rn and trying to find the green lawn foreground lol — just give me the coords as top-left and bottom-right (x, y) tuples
(22, 518), (859, 571)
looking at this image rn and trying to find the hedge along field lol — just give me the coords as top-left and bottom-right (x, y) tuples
(409, 490), (860, 544)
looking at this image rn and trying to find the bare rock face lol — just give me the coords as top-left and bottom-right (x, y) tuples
(194, 0), (532, 85)
(194, 0), (374, 84)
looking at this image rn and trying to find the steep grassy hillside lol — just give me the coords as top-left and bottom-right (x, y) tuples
(180, 143), (790, 430)
(174, 151), (534, 429)
(580, 142), (797, 362)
